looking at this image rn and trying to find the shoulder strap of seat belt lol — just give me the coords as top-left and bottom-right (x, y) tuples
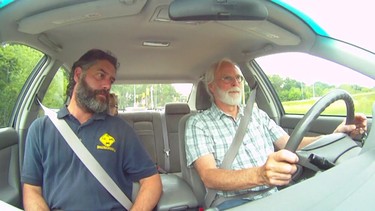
(204, 86), (257, 208)
(160, 112), (170, 172)
(38, 99), (133, 210)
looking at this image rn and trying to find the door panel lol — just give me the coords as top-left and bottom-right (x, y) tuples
(281, 115), (343, 136)
(280, 114), (372, 140)
(0, 127), (21, 208)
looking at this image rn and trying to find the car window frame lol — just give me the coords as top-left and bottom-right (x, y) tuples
(8, 51), (48, 128)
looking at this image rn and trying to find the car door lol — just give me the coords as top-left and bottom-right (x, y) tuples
(0, 44), (68, 209)
(0, 44), (44, 208)
(0, 127), (21, 207)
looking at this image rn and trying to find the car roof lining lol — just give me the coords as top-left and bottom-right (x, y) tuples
(18, 0), (148, 35)
(0, 0), (316, 84)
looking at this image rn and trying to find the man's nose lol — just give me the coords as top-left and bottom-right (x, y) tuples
(102, 78), (112, 90)
(232, 78), (241, 86)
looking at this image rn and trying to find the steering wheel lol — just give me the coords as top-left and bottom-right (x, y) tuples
(285, 89), (355, 153)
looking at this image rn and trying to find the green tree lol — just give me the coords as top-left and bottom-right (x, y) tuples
(111, 84), (183, 111)
(0, 44), (43, 127)
(43, 67), (69, 108)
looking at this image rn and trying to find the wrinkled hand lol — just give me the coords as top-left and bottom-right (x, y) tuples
(258, 149), (299, 186)
(334, 113), (367, 139)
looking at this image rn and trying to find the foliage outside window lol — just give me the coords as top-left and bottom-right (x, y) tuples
(43, 67), (69, 109)
(0, 44), (43, 128)
(256, 53), (375, 116)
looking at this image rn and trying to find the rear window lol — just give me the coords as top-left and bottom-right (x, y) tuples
(111, 83), (192, 111)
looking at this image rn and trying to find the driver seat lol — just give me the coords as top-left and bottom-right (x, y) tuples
(178, 80), (211, 207)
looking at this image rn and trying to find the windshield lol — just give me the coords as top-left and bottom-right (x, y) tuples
(273, 0), (375, 53)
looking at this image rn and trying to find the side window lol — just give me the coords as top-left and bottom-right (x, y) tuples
(42, 67), (69, 109)
(256, 52), (375, 116)
(0, 44), (44, 128)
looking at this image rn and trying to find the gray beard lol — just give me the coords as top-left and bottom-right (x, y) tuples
(75, 76), (108, 113)
(216, 86), (242, 106)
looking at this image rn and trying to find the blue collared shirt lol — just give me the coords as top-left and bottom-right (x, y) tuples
(22, 106), (157, 210)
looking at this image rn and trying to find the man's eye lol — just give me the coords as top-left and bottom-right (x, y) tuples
(223, 76), (232, 81)
(97, 73), (104, 78)
(236, 75), (244, 82)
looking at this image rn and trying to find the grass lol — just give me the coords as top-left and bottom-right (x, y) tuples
(282, 92), (375, 116)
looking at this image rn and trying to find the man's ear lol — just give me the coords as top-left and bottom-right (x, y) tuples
(208, 83), (215, 95)
(73, 67), (83, 82)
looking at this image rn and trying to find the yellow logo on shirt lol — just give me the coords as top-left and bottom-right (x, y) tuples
(97, 133), (116, 152)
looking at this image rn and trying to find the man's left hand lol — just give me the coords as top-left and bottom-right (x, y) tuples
(334, 113), (367, 139)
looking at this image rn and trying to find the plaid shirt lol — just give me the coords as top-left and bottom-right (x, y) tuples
(185, 103), (287, 198)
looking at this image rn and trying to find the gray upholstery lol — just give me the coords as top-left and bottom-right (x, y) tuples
(157, 174), (199, 210)
(165, 103), (190, 115)
(0, 128), (21, 207)
(118, 82), (211, 207)
(133, 174), (199, 210)
(196, 80), (211, 110)
(119, 112), (166, 170)
(178, 114), (206, 206)
(120, 104), (192, 174)
(123, 109), (200, 210)
(165, 103), (191, 173)
(178, 80), (212, 206)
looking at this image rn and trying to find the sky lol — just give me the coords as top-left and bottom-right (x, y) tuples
(258, 53), (375, 88)
(282, 0), (375, 52)
(260, 0), (375, 88)
(173, 83), (193, 96)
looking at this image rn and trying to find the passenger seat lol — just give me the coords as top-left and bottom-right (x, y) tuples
(162, 103), (190, 175)
(119, 111), (166, 171)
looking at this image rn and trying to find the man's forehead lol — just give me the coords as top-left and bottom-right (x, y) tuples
(217, 62), (241, 75)
(92, 60), (116, 74)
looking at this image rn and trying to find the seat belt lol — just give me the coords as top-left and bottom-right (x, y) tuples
(38, 100), (133, 210)
(204, 86), (258, 208)
(160, 112), (170, 172)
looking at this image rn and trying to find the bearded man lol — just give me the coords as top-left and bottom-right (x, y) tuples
(21, 49), (162, 211)
(184, 58), (367, 210)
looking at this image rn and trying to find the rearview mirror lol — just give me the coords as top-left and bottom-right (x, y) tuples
(169, 0), (268, 21)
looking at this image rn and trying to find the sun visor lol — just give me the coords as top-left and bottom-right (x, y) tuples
(18, 0), (147, 35)
(169, 0), (268, 21)
(219, 21), (301, 46)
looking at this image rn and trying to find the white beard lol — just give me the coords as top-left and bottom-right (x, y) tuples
(216, 86), (242, 106)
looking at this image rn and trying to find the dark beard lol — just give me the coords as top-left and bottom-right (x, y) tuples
(75, 75), (109, 113)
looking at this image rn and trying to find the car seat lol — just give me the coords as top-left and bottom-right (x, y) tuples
(178, 80), (211, 207)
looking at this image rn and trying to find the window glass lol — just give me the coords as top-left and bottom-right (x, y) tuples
(43, 67), (69, 109)
(256, 52), (375, 116)
(111, 83), (192, 111)
(275, 0), (375, 53)
(0, 44), (43, 128)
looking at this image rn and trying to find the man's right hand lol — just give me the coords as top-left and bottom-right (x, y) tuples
(258, 149), (299, 186)
(23, 183), (49, 211)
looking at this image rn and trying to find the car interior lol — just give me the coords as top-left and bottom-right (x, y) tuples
(1, 0), (375, 210)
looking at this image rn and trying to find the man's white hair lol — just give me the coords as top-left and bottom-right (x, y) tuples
(203, 58), (241, 102)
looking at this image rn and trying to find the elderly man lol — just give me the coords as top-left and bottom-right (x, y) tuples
(185, 58), (367, 210)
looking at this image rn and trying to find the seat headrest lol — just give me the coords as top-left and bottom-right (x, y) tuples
(165, 103), (190, 115)
(196, 80), (211, 110)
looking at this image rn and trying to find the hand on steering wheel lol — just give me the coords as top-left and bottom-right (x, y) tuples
(285, 89), (355, 153)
